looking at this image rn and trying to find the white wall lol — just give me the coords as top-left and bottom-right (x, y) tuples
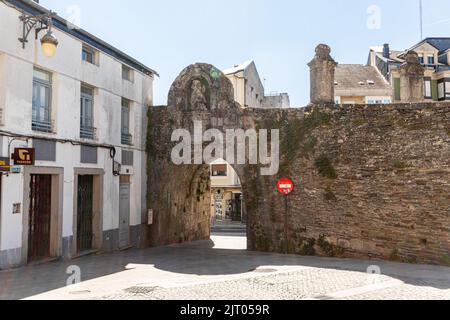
(210, 159), (241, 188)
(243, 62), (264, 108)
(225, 62), (264, 108)
(226, 71), (246, 107)
(0, 2), (154, 254)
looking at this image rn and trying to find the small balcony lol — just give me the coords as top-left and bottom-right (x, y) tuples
(80, 125), (96, 140)
(121, 132), (132, 145)
(32, 119), (54, 133)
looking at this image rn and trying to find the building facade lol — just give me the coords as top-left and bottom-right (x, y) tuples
(334, 64), (393, 105)
(368, 39), (450, 101)
(223, 60), (290, 109)
(210, 160), (243, 225)
(0, 0), (156, 269)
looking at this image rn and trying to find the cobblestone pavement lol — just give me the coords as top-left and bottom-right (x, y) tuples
(98, 268), (450, 300)
(1, 233), (449, 300)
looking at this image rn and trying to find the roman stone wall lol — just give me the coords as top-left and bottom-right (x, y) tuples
(147, 63), (450, 265)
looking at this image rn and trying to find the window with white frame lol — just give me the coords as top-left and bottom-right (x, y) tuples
(82, 46), (98, 65)
(211, 164), (227, 177)
(80, 86), (95, 139)
(446, 80), (450, 99)
(32, 68), (52, 132)
(424, 78), (432, 99)
(121, 98), (132, 145)
(438, 82), (445, 100)
(122, 65), (134, 82)
(418, 54), (424, 64)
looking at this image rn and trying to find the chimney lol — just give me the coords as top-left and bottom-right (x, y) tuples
(383, 44), (390, 59)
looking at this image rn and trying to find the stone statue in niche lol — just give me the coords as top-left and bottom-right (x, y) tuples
(190, 79), (209, 111)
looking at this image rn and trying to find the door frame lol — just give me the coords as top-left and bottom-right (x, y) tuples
(119, 175), (131, 249)
(72, 168), (104, 257)
(0, 174), (2, 251)
(21, 166), (64, 265)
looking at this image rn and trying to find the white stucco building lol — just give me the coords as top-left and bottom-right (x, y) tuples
(223, 60), (290, 109)
(0, 0), (157, 269)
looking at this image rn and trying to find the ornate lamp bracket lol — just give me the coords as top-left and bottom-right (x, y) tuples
(18, 11), (56, 49)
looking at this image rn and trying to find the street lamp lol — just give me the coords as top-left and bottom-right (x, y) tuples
(18, 11), (58, 58)
(40, 29), (58, 57)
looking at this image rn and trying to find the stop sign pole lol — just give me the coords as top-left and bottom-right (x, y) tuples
(277, 178), (294, 254)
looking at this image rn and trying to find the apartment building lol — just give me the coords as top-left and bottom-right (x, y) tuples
(0, 0), (157, 269)
(368, 39), (450, 101)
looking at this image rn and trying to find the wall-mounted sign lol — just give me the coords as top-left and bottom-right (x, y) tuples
(10, 166), (22, 174)
(0, 157), (11, 172)
(11, 148), (35, 166)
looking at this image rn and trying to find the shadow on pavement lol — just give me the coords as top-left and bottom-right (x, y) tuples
(1, 235), (449, 300)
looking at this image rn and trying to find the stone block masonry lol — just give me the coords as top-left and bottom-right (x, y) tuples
(146, 61), (450, 266)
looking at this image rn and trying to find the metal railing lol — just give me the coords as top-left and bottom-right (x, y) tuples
(80, 125), (96, 140)
(121, 132), (132, 145)
(32, 119), (54, 133)
(436, 65), (450, 72)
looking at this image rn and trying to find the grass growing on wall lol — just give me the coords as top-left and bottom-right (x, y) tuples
(315, 155), (337, 179)
(256, 108), (331, 176)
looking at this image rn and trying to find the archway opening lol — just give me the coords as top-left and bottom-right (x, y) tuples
(209, 159), (247, 250)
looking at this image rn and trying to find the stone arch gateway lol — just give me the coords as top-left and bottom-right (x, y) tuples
(146, 63), (450, 265)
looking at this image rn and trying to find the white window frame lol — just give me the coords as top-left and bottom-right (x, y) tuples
(424, 78), (432, 99)
(32, 68), (53, 132)
(82, 45), (98, 65)
(122, 65), (134, 82)
(80, 85), (95, 139)
(121, 98), (132, 145)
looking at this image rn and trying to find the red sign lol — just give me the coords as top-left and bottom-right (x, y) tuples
(277, 178), (294, 195)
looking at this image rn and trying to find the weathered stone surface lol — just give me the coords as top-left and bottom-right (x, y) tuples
(400, 51), (425, 102)
(308, 44), (337, 104)
(147, 62), (450, 266)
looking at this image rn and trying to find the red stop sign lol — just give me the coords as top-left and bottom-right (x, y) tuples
(277, 178), (294, 195)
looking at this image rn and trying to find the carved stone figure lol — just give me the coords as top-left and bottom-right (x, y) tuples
(190, 79), (208, 111)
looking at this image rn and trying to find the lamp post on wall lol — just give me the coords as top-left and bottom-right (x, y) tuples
(18, 11), (59, 58)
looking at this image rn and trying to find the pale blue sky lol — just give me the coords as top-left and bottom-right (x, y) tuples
(41, 0), (450, 106)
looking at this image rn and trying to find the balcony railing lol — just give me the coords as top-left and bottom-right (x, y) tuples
(32, 119), (53, 133)
(121, 132), (132, 145)
(80, 125), (96, 140)
(436, 65), (450, 72)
